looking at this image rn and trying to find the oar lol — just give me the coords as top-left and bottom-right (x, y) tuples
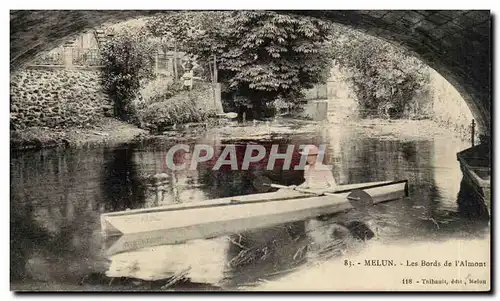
(264, 183), (330, 195)
(252, 175), (374, 209)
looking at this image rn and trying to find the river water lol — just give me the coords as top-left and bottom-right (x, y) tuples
(10, 118), (490, 291)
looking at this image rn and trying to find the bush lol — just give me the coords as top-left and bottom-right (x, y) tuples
(328, 25), (430, 119)
(133, 76), (182, 108)
(100, 28), (156, 121)
(134, 79), (216, 133)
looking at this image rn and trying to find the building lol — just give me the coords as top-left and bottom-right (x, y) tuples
(29, 29), (193, 79)
(30, 30), (103, 68)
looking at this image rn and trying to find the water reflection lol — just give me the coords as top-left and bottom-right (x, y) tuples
(100, 219), (363, 289)
(457, 177), (490, 221)
(10, 199), (51, 281)
(106, 236), (230, 285)
(224, 222), (310, 286)
(10, 120), (490, 290)
(10, 149), (105, 285)
(101, 145), (146, 211)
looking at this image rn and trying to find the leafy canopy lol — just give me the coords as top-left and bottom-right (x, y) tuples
(327, 25), (430, 118)
(146, 11), (333, 113)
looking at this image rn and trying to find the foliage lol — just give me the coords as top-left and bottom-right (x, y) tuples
(328, 25), (430, 119)
(146, 11), (333, 118)
(146, 11), (212, 46)
(100, 27), (156, 121)
(133, 76), (182, 107)
(134, 79), (215, 133)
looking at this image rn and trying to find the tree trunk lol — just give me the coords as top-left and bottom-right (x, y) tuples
(173, 42), (178, 81)
(213, 54), (217, 83)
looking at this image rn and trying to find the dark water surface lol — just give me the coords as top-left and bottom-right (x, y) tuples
(10, 120), (490, 290)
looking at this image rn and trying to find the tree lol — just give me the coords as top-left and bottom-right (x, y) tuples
(327, 25), (430, 119)
(146, 11), (333, 118)
(100, 27), (156, 121)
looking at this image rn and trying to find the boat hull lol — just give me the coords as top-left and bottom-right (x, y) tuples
(456, 144), (491, 215)
(101, 180), (408, 245)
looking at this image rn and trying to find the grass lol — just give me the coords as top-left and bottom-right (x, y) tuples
(134, 79), (217, 133)
(10, 117), (147, 151)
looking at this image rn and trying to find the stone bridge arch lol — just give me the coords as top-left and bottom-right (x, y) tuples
(10, 10), (491, 138)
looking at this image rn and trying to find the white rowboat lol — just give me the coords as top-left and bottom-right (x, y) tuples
(100, 180), (409, 247)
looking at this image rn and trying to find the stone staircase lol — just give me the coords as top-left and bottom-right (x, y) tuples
(60, 29), (113, 49)
(93, 29), (114, 49)
(63, 38), (77, 48)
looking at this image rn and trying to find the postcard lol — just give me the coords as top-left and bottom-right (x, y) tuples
(10, 9), (491, 292)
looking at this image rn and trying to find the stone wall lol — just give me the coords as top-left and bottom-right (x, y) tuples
(10, 68), (112, 130)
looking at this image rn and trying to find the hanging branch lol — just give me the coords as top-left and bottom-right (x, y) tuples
(173, 42), (178, 81)
(208, 61), (214, 83)
(213, 54), (218, 83)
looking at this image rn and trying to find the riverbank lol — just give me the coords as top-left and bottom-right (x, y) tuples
(10, 117), (148, 151)
(11, 116), (474, 152)
(355, 118), (473, 143)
